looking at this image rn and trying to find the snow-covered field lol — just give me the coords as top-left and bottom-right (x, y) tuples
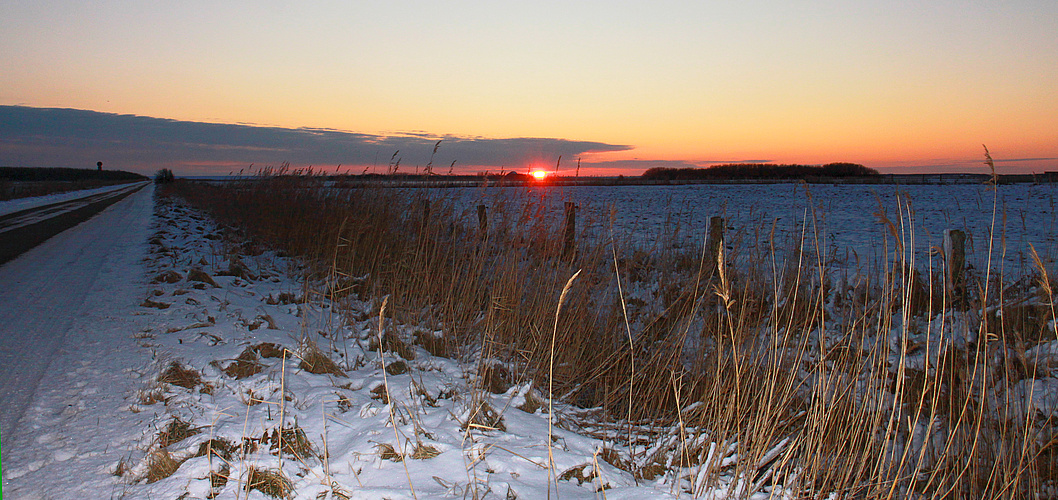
(4, 181), (1058, 499)
(1, 186), (722, 499)
(453, 183), (1058, 273)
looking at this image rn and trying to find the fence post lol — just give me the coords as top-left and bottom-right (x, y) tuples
(562, 201), (577, 261)
(944, 229), (966, 303)
(477, 204), (488, 243)
(706, 216), (725, 277)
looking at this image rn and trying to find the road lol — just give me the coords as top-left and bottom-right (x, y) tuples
(0, 181), (148, 264)
(0, 182), (153, 444)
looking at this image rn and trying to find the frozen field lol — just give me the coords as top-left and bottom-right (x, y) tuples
(450, 182), (1058, 274)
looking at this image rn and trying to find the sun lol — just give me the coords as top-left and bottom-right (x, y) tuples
(532, 170), (548, 180)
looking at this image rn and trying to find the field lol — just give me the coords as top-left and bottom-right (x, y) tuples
(101, 172), (1058, 498)
(0, 167), (148, 201)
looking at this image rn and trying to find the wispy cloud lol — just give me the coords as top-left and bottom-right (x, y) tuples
(0, 106), (631, 175)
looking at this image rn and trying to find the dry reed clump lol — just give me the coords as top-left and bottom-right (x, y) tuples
(463, 400), (506, 432)
(166, 170), (1058, 497)
(187, 268), (219, 288)
(157, 417), (199, 447)
(151, 270), (183, 284)
(410, 442), (441, 460)
(244, 466), (294, 499)
(140, 297), (170, 309)
(158, 361), (202, 390)
(263, 424), (317, 460)
(145, 448), (181, 484)
(221, 346), (265, 379)
(297, 340), (345, 377)
(369, 383), (389, 404)
(412, 329), (450, 357)
(370, 329), (417, 360)
(376, 443), (403, 462)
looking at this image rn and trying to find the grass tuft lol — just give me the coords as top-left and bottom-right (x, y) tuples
(158, 361), (202, 390)
(145, 448), (181, 484)
(297, 341), (346, 377)
(245, 466), (294, 499)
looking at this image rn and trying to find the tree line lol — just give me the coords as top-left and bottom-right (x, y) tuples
(641, 163), (880, 181)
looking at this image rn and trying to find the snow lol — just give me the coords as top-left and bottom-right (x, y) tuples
(1, 183), (157, 497)
(3, 181), (1056, 498)
(1, 186), (736, 499)
(0, 182), (144, 217)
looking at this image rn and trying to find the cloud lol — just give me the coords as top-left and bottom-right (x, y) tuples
(0, 106), (631, 175)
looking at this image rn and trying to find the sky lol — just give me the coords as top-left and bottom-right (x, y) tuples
(2, 1), (1057, 176)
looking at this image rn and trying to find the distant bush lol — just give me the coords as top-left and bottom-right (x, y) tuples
(0, 167), (146, 182)
(641, 162), (879, 181)
(154, 169), (175, 184)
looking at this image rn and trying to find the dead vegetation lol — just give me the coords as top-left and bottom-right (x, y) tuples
(160, 171), (1058, 498)
(297, 340), (345, 377)
(244, 466), (293, 499)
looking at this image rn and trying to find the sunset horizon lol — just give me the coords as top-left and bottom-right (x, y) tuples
(2, 2), (1056, 176)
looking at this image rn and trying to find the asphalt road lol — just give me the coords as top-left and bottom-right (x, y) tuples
(0, 181), (149, 265)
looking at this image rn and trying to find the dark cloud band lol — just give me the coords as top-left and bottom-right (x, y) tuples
(0, 106), (631, 175)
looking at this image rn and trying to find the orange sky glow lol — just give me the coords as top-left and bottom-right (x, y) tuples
(2, 1), (1056, 175)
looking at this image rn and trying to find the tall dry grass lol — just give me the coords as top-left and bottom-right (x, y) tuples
(167, 170), (1058, 498)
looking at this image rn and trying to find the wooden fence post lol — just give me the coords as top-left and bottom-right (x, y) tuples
(944, 229), (966, 302)
(706, 216), (725, 277)
(477, 204), (488, 243)
(562, 201), (577, 260)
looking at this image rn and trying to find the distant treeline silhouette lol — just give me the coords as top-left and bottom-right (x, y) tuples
(0, 167), (147, 182)
(641, 163), (879, 181)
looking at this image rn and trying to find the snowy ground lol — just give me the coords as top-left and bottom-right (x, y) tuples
(2, 187), (742, 498)
(1, 183), (157, 497)
(4, 183), (1058, 498)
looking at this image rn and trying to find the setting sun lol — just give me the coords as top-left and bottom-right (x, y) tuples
(532, 170), (548, 180)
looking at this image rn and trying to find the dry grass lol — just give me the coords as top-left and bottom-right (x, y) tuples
(167, 169), (1058, 498)
(297, 340), (346, 377)
(244, 466), (294, 499)
(158, 361), (202, 390)
(263, 424), (317, 460)
(145, 448), (181, 484)
(411, 442), (441, 460)
(221, 346), (264, 379)
(158, 417), (199, 447)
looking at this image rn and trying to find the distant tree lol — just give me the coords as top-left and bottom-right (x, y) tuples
(154, 168), (175, 184)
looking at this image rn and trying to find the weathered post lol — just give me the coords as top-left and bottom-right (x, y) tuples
(477, 204), (488, 243)
(944, 229), (966, 304)
(706, 216), (725, 277)
(562, 201), (577, 260)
